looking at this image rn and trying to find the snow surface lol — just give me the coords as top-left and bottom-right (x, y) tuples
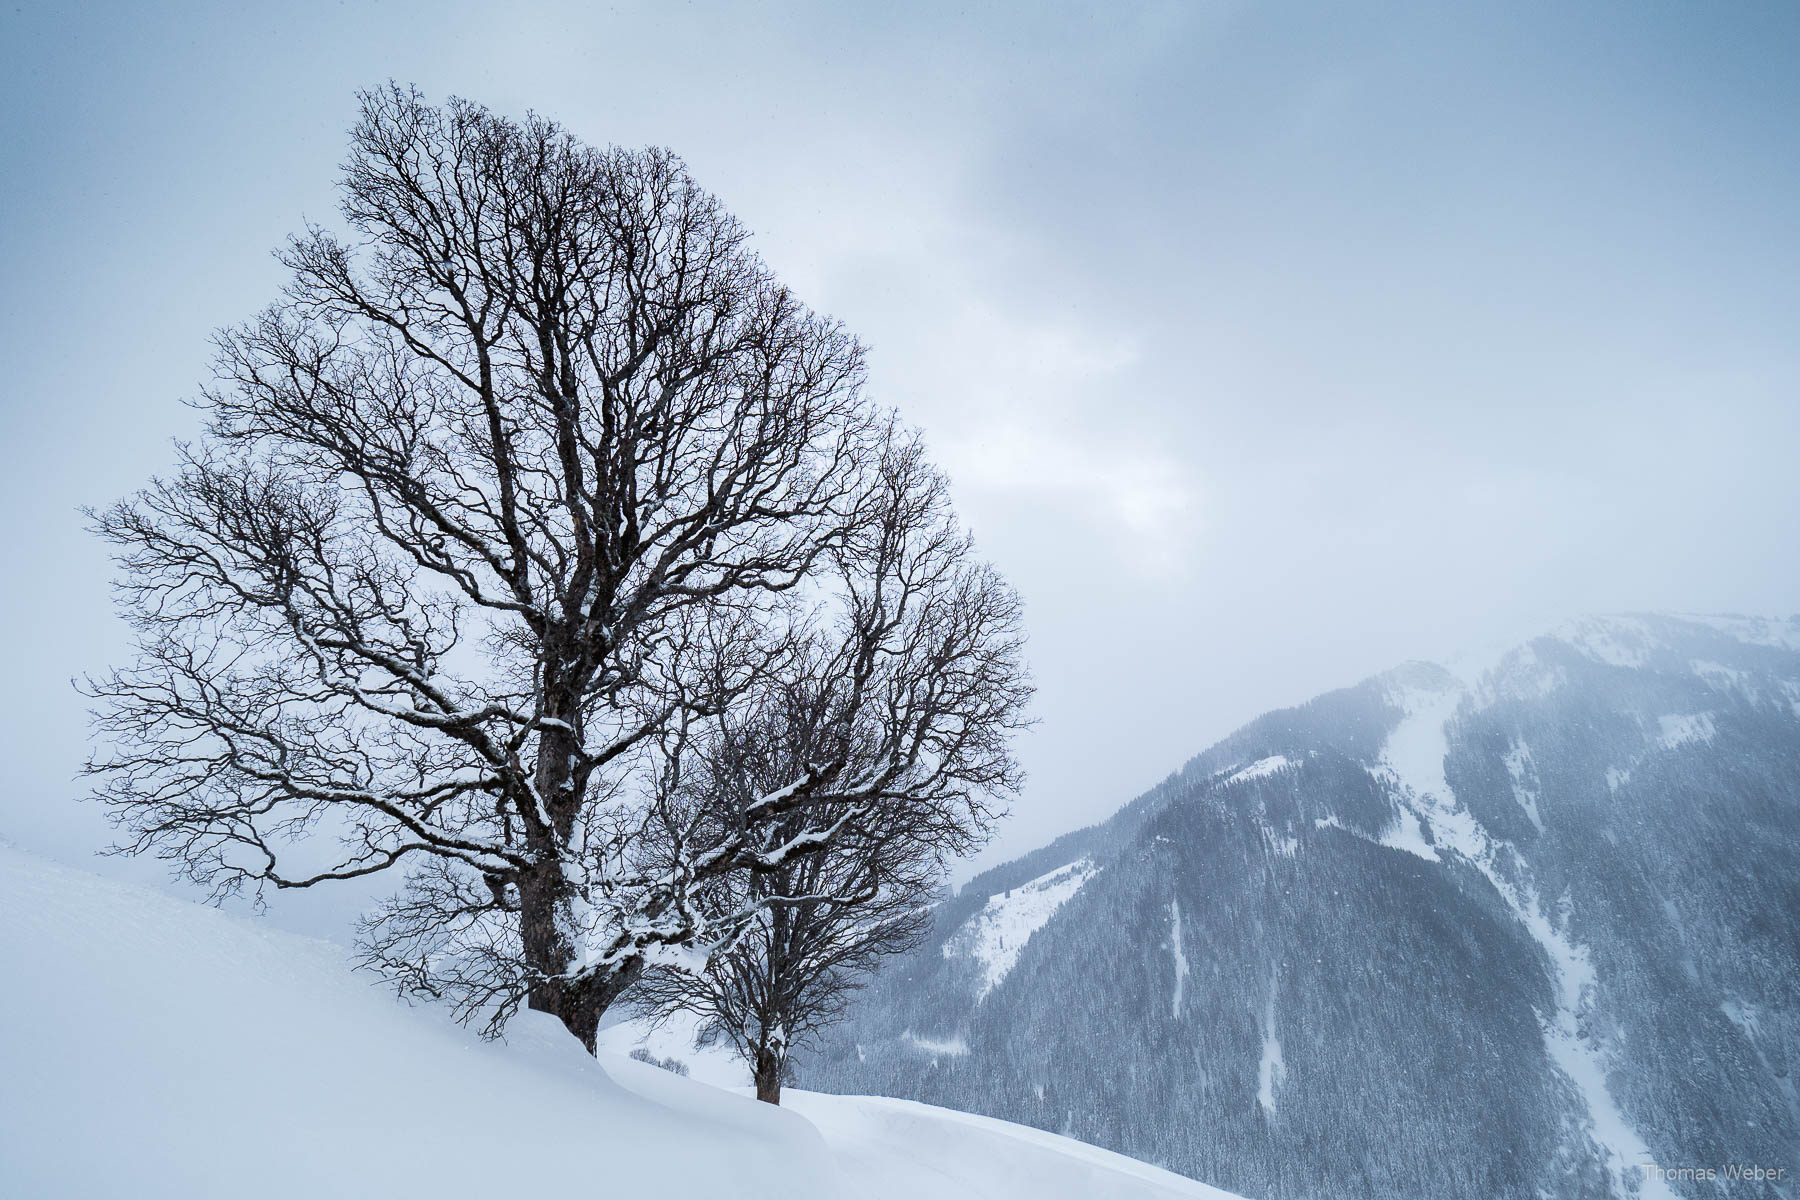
(783, 1092), (1243, 1200)
(1690, 659), (1754, 697)
(594, 1004), (748, 1089)
(944, 858), (1101, 1000)
(1225, 754), (1292, 784)
(1376, 804), (1440, 862)
(1719, 996), (1761, 1044)
(0, 842), (834, 1200)
(1503, 738), (1546, 833)
(1256, 970), (1285, 1116)
(1372, 678), (1461, 862)
(0, 842), (1242, 1200)
(1655, 712), (1715, 750)
(905, 1030), (972, 1058)
(1168, 899), (1191, 1019)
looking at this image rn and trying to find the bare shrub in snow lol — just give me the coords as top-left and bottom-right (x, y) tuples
(628, 1048), (690, 1076)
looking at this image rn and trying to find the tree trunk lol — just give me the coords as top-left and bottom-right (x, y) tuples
(516, 714), (616, 1050)
(534, 983), (603, 1054)
(754, 1045), (784, 1104)
(516, 858), (627, 1053)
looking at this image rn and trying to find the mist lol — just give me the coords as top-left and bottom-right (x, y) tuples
(4, 0), (1797, 919)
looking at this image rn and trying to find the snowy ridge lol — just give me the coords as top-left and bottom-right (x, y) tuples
(1677, 612), (1800, 652)
(1374, 674), (1678, 1200)
(944, 858), (1101, 1001)
(1555, 615), (1658, 668)
(1475, 611), (1800, 708)
(1474, 641), (1569, 704)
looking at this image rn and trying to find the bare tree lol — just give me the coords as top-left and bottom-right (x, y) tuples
(631, 445), (1016, 1103)
(634, 808), (939, 1105)
(84, 84), (1030, 1051)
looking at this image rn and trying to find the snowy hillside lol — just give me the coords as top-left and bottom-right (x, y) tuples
(801, 614), (1800, 1200)
(0, 841), (1242, 1200)
(942, 857), (1101, 1000)
(785, 1091), (1238, 1200)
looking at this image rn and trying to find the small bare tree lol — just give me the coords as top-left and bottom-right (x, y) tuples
(631, 447), (1012, 1103)
(635, 809), (940, 1105)
(84, 84), (1030, 1051)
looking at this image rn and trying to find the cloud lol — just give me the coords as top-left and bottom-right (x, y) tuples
(913, 301), (1202, 577)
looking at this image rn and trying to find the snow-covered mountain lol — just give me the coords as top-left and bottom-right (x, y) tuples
(0, 840), (1241, 1200)
(795, 614), (1800, 1200)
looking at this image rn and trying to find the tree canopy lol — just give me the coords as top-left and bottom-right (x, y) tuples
(86, 84), (1031, 1048)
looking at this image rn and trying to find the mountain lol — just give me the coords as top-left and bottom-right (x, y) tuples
(794, 614), (1800, 1200)
(0, 839), (1241, 1200)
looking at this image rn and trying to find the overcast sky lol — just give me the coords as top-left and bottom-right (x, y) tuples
(4, 1), (1798, 931)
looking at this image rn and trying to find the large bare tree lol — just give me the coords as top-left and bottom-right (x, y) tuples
(85, 85), (1030, 1051)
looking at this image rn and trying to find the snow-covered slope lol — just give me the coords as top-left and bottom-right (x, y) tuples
(0, 842), (1243, 1200)
(941, 857), (1101, 1000)
(786, 1091), (1240, 1200)
(0, 841), (833, 1200)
